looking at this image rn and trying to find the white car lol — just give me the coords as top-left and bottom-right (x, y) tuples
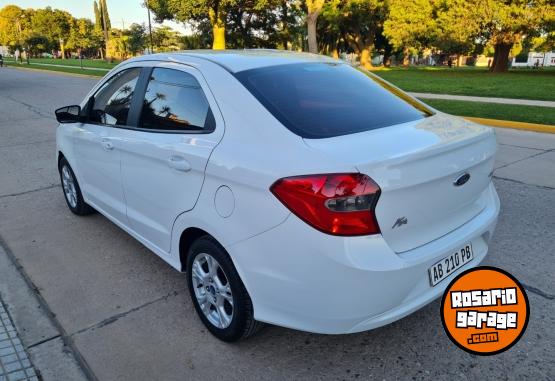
(55, 50), (500, 342)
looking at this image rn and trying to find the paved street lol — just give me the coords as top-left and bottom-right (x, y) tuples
(0, 67), (553, 380)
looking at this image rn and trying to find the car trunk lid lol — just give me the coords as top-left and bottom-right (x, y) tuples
(303, 114), (496, 253)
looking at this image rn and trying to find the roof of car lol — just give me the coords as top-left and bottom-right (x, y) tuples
(131, 49), (341, 73)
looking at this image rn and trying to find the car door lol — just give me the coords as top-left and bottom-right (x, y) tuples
(73, 67), (142, 223)
(118, 63), (224, 253)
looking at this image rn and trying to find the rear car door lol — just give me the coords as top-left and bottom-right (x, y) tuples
(74, 67), (142, 223)
(119, 63), (224, 253)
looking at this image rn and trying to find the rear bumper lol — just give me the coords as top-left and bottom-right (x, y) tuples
(228, 182), (500, 334)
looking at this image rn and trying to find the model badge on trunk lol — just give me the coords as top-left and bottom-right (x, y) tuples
(392, 217), (408, 229)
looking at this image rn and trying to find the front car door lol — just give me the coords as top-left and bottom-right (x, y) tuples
(73, 67), (142, 223)
(118, 63), (224, 253)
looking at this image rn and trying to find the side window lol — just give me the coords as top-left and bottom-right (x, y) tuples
(90, 68), (141, 126)
(140, 68), (215, 132)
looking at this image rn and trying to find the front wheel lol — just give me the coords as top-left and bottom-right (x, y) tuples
(186, 236), (262, 342)
(58, 157), (95, 216)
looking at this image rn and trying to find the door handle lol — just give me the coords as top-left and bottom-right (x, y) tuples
(168, 155), (191, 172)
(101, 138), (114, 151)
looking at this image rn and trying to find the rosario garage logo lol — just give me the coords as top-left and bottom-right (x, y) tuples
(440, 267), (529, 355)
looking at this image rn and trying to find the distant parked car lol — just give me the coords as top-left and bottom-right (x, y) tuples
(55, 50), (500, 341)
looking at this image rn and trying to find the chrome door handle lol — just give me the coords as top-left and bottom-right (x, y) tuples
(101, 138), (114, 151)
(168, 155), (191, 172)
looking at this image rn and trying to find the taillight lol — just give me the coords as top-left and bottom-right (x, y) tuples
(270, 173), (381, 236)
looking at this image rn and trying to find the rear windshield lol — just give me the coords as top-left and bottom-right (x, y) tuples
(235, 63), (434, 139)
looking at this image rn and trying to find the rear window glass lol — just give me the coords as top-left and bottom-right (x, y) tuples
(235, 63), (434, 139)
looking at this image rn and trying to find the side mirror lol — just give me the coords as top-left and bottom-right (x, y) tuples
(55, 105), (82, 124)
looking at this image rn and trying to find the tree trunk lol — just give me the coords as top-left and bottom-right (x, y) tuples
(332, 48), (339, 59)
(60, 42), (65, 60)
(360, 47), (373, 69)
(402, 47), (410, 67)
(281, 0), (289, 50)
(456, 55), (463, 67)
(209, 8), (226, 50)
(307, 12), (319, 54)
(490, 43), (511, 73)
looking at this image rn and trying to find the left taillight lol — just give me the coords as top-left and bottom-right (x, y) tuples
(270, 173), (381, 236)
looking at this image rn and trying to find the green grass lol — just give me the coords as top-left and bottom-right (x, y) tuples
(23, 57), (119, 69)
(423, 99), (555, 125)
(374, 66), (555, 102)
(4, 61), (107, 77)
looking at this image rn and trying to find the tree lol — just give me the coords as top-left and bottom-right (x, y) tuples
(100, 0), (111, 30)
(0, 5), (28, 50)
(152, 25), (185, 51)
(225, 2), (285, 48)
(383, 0), (436, 66)
(147, 0), (278, 50)
(93, 0), (111, 58)
(25, 34), (49, 56)
(107, 29), (130, 59)
(67, 18), (101, 57)
(126, 23), (147, 56)
(433, 0), (480, 66)
(319, 0), (386, 67)
(469, 0), (554, 72)
(30, 7), (73, 58)
(305, 0), (325, 53)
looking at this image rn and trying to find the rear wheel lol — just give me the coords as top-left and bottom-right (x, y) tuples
(186, 236), (262, 342)
(58, 157), (94, 216)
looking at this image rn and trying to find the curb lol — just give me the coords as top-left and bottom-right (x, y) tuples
(463, 117), (555, 134)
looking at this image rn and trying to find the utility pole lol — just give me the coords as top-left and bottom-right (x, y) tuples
(145, 0), (154, 54)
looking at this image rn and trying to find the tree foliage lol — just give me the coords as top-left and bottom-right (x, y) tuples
(147, 0), (280, 49)
(319, 0), (386, 67)
(0, 0), (553, 73)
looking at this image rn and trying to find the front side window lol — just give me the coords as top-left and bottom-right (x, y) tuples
(235, 63), (434, 139)
(140, 68), (215, 132)
(90, 68), (141, 126)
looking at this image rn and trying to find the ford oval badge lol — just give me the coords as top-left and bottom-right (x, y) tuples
(454, 173), (471, 187)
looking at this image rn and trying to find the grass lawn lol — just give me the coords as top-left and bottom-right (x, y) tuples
(423, 99), (555, 126)
(23, 57), (119, 69)
(373, 66), (555, 102)
(4, 61), (107, 77)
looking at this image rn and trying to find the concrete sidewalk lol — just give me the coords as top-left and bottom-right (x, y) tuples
(410, 92), (555, 108)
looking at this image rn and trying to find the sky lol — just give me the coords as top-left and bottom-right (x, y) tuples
(0, 0), (190, 34)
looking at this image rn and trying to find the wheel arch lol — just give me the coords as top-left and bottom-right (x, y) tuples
(178, 227), (212, 272)
(57, 151), (65, 169)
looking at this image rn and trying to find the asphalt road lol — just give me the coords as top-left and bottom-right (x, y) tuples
(0, 67), (554, 380)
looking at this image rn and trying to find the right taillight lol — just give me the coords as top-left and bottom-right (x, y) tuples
(270, 173), (381, 236)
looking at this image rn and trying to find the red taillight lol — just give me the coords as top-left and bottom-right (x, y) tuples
(270, 173), (381, 236)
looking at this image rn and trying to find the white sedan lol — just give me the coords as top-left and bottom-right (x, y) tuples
(55, 50), (500, 341)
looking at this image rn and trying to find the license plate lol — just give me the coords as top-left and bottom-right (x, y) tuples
(428, 244), (473, 287)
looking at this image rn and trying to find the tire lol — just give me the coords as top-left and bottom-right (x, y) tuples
(186, 236), (263, 342)
(58, 157), (95, 216)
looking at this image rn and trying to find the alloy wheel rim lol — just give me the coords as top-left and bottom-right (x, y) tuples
(191, 253), (234, 329)
(62, 166), (78, 208)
